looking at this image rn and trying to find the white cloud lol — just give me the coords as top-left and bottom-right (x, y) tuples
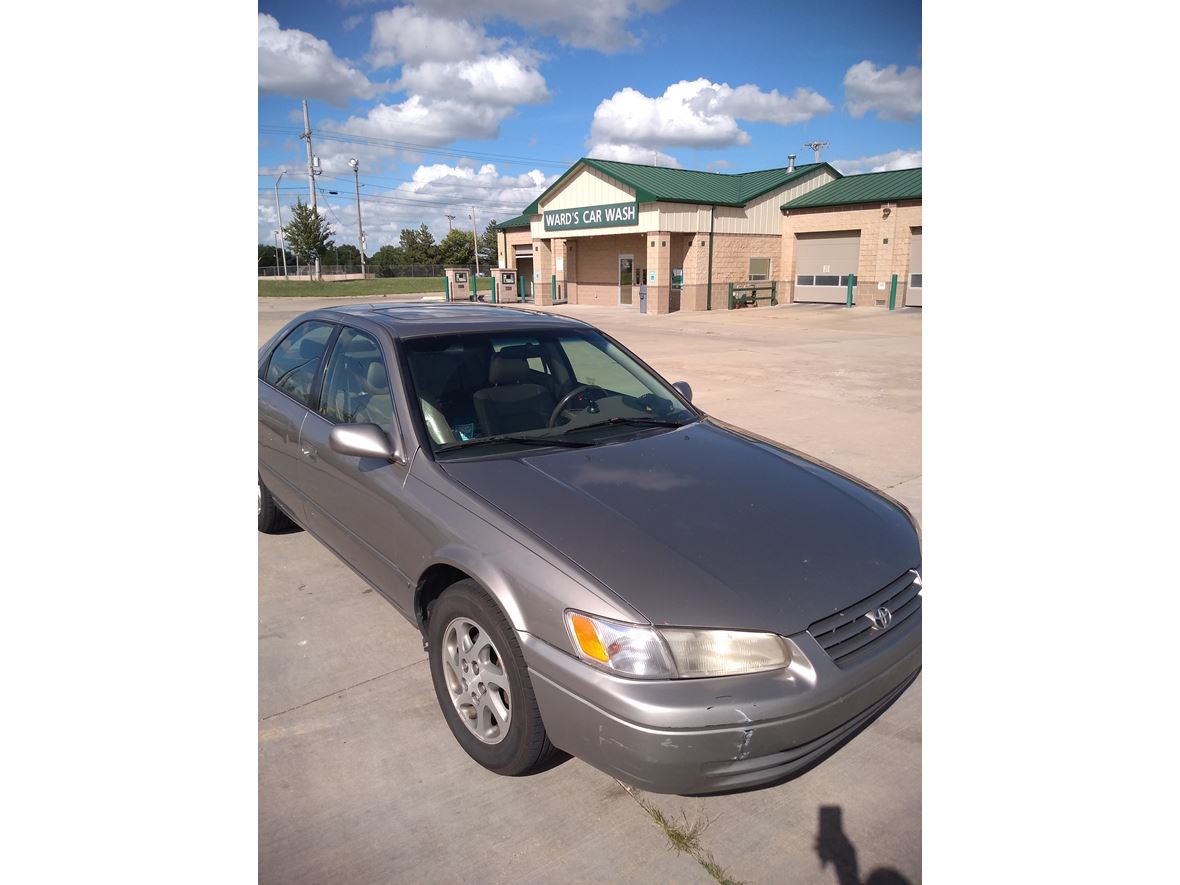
(412, 0), (674, 53)
(341, 14), (366, 31)
(357, 6), (549, 147)
(843, 61), (922, 122)
(369, 7), (494, 68)
(397, 55), (549, 106)
(331, 96), (518, 148)
(588, 79), (832, 152)
(258, 14), (381, 108)
(832, 149), (922, 175)
(585, 142), (680, 167)
(260, 161), (559, 252)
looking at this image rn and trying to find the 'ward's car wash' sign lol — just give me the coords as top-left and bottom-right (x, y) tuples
(543, 202), (639, 231)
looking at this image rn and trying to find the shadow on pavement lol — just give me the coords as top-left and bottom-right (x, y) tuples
(815, 805), (913, 885)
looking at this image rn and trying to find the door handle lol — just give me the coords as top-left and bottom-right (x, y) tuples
(301, 443), (317, 460)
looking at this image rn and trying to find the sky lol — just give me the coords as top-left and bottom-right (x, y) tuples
(257, 0), (921, 253)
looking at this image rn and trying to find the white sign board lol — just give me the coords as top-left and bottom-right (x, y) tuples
(556, 257), (564, 272)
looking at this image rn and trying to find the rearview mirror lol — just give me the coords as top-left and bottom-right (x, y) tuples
(672, 381), (693, 403)
(329, 424), (401, 461)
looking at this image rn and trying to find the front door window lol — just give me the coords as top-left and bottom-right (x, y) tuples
(619, 255), (634, 305)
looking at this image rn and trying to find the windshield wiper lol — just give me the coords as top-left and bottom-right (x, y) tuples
(436, 434), (594, 453)
(558, 416), (689, 435)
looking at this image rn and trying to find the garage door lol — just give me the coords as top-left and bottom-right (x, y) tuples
(794, 231), (860, 304)
(906, 230), (922, 307)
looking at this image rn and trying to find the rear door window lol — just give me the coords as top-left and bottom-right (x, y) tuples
(265, 320), (336, 406)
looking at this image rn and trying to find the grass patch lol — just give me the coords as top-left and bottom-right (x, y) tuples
(258, 277), (445, 298)
(618, 781), (745, 885)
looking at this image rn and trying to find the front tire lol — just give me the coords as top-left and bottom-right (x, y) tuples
(427, 580), (556, 775)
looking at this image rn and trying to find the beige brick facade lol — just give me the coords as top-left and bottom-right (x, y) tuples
(781, 201), (922, 307)
(495, 165), (922, 315)
(498, 228), (533, 270)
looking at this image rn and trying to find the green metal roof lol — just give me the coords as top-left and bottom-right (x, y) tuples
(496, 213), (533, 230)
(521, 158), (840, 216)
(782, 167), (921, 210)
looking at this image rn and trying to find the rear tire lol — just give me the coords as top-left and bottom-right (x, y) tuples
(427, 579), (556, 776)
(258, 476), (296, 534)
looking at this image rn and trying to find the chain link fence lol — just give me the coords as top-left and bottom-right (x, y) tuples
(260, 264), (491, 279)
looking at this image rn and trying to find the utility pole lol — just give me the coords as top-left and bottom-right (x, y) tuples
(273, 170), (288, 277)
(349, 158), (366, 277)
(300, 99), (322, 279)
(273, 230), (281, 274)
(445, 214), (456, 231)
(803, 140), (830, 163)
(470, 207), (480, 276)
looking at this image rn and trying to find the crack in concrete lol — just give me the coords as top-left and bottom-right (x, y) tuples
(260, 657), (428, 722)
(882, 474), (921, 491)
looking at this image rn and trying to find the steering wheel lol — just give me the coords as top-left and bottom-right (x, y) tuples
(548, 384), (607, 427)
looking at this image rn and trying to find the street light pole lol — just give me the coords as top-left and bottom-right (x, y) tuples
(349, 158), (366, 278)
(470, 206), (480, 277)
(273, 230), (281, 276)
(274, 170), (288, 277)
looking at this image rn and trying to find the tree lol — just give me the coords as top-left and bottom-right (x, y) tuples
(282, 199), (335, 264)
(478, 219), (500, 268)
(437, 228), (475, 266)
(371, 244), (406, 267)
(397, 224), (438, 264)
(335, 244), (363, 267)
(258, 243), (293, 269)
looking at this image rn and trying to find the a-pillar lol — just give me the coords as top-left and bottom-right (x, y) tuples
(532, 238), (554, 305)
(646, 232), (672, 314)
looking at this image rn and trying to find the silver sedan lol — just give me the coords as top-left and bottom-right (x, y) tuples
(258, 303), (921, 794)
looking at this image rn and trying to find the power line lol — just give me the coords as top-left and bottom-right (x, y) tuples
(259, 124), (572, 169)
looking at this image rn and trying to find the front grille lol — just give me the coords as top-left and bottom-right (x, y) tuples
(807, 570), (921, 668)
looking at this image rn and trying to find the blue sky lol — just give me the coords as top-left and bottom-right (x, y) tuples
(258, 0), (921, 251)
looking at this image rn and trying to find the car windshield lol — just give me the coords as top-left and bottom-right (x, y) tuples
(403, 329), (696, 455)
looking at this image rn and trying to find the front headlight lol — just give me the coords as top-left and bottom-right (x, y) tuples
(657, 627), (790, 678)
(564, 611), (790, 679)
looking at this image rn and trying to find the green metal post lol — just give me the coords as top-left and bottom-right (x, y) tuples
(727, 282), (734, 310)
(845, 274), (854, 308)
(770, 280), (778, 306)
(889, 274), (898, 310)
(491, 276), (497, 303)
(552, 273), (557, 303)
(444, 276), (450, 302)
(472, 274), (478, 302)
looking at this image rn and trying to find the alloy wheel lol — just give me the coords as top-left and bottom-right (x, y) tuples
(441, 616), (512, 744)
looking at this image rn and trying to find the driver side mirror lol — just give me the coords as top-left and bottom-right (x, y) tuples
(329, 423), (403, 462)
(672, 381), (693, 403)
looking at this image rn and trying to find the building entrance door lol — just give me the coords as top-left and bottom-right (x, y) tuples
(619, 255), (634, 305)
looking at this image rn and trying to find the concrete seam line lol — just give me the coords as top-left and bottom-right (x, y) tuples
(259, 657), (428, 722)
(615, 780), (745, 885)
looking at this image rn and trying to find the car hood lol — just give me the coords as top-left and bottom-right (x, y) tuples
(440, 422), (920, 636)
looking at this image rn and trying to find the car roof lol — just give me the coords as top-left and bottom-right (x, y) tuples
(320, 302), (593, 339)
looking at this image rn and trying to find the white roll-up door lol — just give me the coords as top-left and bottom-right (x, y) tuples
(906, 231), (922, 307)
(794, 231), (861, 304)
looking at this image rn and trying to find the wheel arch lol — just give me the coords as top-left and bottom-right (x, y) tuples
(414, 546), (528, 643)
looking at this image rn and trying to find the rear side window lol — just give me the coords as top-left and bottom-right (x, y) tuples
(265, 320), (335, 406)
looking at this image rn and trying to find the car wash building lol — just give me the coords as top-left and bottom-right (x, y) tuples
(780, 167), (922, 308)
(496, 158), (840, 314)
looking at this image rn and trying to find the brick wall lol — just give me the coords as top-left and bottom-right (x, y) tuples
(498, 228), (533, 269)
(567, 233), (646, 307)
(781, 201), (922, 305)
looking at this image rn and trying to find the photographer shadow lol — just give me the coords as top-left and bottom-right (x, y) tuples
(815, 805), (913, 885)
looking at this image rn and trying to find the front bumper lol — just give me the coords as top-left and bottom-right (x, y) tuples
(521, 606), (920, 795)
